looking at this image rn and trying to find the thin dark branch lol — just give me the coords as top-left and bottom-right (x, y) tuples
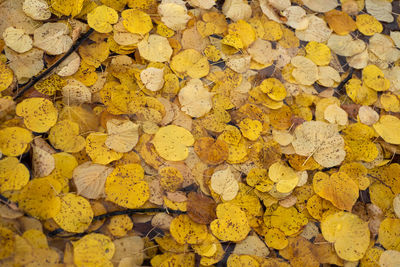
(0, 193), (19, 211)
(13, 28), (95, 100)
(334, 67), (354, 94)
(48, 208), (186, 237)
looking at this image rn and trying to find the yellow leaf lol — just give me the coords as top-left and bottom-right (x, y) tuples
(373, 115), (400, 145)
(170, 49), (210, 78)
(356, 14), (383, 36)
(170, 214), (208, 244)
(51, 0), (84, 17)
(378, 218), (400, 251)
(0, 157), (29, 193)
(268, 162), (299, 193)
(321, 211), (370, 261)
(269, 206), (308, 236)
(259, 78), (287, 101)
(73, 233), (115, 267)
(86, 132), (123, 165)
(16, 97), (58, 133)
(305, 41), (331, 66)
(105, 164), (149, 208)
(53, 193), (93, 233)
(362, 64), (390, 91)
(18, 177), (62, 220)
(0, 61), (13, 92)
(107, 214), (133, 237)
(122, 9), (153, 35)
(0, 226), (14, 260)
(210, 203), (250, 242)
(0, 127), (32, 157)
(152, 125), (194, 161)
(87, 5), (118, 33)
(49, 120), (85, 153)
(239, 118), (262, 141)
(313, 171), (359, 210)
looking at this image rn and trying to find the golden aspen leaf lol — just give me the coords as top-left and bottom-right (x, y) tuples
(339, 162), (370, 190)
(263, 20), (283, 41)
(138, 34), (173, 62)
(73, 233), (115, 267)
(268, 162), (299, 193)
(22, 229), (48, 249)
(51, 0), (84, 17)
(279, 26), (300, 48)
(170, 214), (208, 245)
(380, 93), (400, 112)
(170, 49), (210, 79)
(356, 14), (383, 36)
(53, 193), (93, 233)
(18, 177), (62, 220)
(265, 228), (288, 250)
(79, 41), (110, 68)
(105, 164), (149, 208)
(218, 125), (242, 145)
(321, 212), (370, 261)
(227, 254), (259, 267)
(192, 233), (218, 257)
(345, 78), (377, 105)
(159, 166), (183, 192)
(194, 137), (229, 165)
(373, 115), (400, 145)
(107, 214), (133, 237)
(49, 120), (85, 153)
(87, 5), (118, 33)
(72, 162), (114, 199)
(156, 22), (174, 37)
(292, 121), (346, 168)
(34, 74), (67, 96)
(45, 152), (78, 192)
(211, 166), (239, 201)
(158, 2), (190, 31)
(325, 10), (357, 35)
(16, 98), (58, 133)
(313, 171), (358, 211)
(204, 45), (221, 61)
(0, 62), (13, 92)
(378, 218), (400, 251)
(0, 127), (32, 157)
(0, 226), (14, 260)
(178, 79), (213, 118)
(105, 119), (139, 153)
(152, 125), (194, 161)
(86, 133), (123, 165)
(361, 247), (384, 267)
(0, 157), (29, 193)
(259, 78), (287, 101)
(121, 9), (152, 35)
(210, 203), (251, 242)
(164, 197), (187, 212)
(362, 65), (390, 91)
(305, 41), (331, 66)
(246, 168), (273, 192)
(270, 206), (308, 236)
(71, 61), (98, 86)
(239, 118), (262, 141)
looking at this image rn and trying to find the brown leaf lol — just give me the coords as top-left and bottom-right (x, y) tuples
(187, 192), (217, 224)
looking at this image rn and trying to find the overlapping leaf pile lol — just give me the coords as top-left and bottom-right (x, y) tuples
(1, 0), (400, 266)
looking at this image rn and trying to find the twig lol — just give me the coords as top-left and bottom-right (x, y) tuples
(48, 208), (186, 237)
(0, 193), (19, 211)
(13, 28), (95, 100)
(334, 67), (354, 94)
